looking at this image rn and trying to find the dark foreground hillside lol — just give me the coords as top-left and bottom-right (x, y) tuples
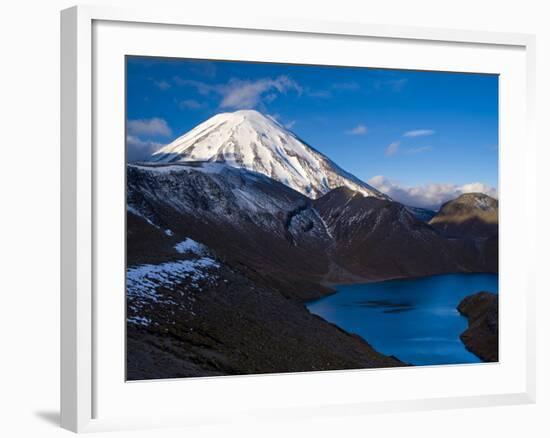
(127, 253), (402, 379)
(126, 163), (497, 379)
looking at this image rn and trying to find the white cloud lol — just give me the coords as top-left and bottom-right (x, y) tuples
(127, 117), (172, 137)
(174, 75), (302, 110)
(264, 93), (278, 103)
(179, 99), (207, 110)
(367, 175), (498, 210)
(126, 135), (164, 161)
(285, 120), (296, 129)
(126, 118), (171, 160)
(220, 76), (302, 109)
(385, 141), (400, 156)
(152, 79), (171, 90)
(346, 124), (368, 135)
(403, 129), (435, 138)
(173, 78), (214, 95)
(126, 135), (147, 148)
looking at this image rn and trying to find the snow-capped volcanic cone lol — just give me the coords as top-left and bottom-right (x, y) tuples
(149, 110), (386, 199)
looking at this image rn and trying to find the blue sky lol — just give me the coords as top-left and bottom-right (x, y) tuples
(126, 56), (498, 209)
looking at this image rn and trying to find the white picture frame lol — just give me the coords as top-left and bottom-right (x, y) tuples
(60, 4), (537, 433)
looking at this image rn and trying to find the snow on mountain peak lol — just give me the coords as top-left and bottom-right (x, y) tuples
(149, 110), (386, 199)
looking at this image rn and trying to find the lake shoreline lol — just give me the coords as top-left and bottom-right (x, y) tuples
(307, 273), (499, 366)
(321, 269), (498, 286)
(314, 270), (498, 303)
(457, 292), (499, 362)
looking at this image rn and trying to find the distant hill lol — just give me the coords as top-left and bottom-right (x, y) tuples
(429, 193), (498, 239)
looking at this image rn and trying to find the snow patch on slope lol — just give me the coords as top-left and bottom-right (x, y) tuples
(174, 238), (209, 256)
(126, 258), (219, 302)
(127, 315), (152, 327)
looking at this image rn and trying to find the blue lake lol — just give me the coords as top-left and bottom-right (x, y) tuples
(307, 273), (498, 366)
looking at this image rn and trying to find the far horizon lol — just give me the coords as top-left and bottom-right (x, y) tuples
(126, 56), (498, 209)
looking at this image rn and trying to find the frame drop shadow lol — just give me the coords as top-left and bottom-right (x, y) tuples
(34, 411), (60, 427)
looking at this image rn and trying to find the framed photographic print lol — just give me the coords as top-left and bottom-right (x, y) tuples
(61, 5), (536, 433)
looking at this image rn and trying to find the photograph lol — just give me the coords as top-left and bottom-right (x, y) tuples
(125, 56), (499, 380)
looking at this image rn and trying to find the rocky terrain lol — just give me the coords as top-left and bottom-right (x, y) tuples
(126, 163), (406, 379)
(313, 187), (495, 281)
(126, 162), (333, 301)
(125, 110), (499, 379)
(457, 291), (499, 362)
(127, 257), (402, 380)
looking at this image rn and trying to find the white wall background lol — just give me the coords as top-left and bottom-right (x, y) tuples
(0, 1), (547, 436)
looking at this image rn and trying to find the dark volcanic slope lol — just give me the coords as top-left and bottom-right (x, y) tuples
(126, 163), (403, 379)
(314, 187), (492, 281)
(126, 163), (498, 378)
(457, 292), (499, 362)
(429, 193), (498, 239)
(127, 162), (333, 301)
(127, 261), (401, 380)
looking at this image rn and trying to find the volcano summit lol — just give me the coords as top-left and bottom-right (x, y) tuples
(149, 110), (386, 199)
